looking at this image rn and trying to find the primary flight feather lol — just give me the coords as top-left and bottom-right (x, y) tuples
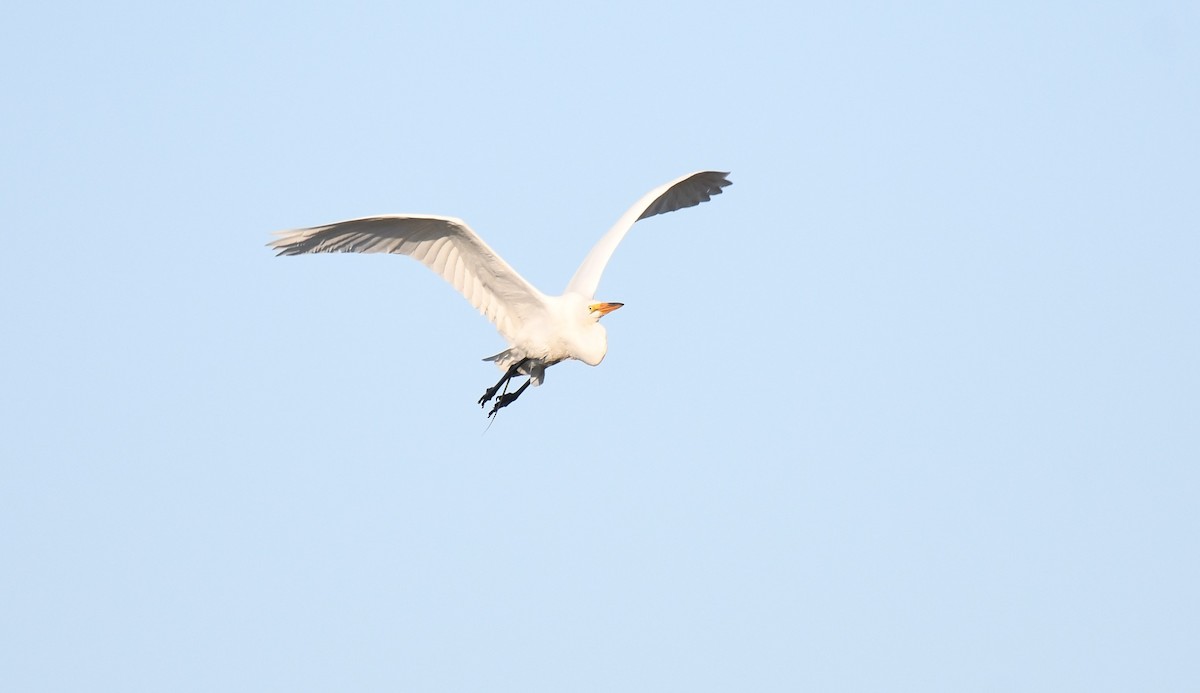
(270, 170), (731, 416)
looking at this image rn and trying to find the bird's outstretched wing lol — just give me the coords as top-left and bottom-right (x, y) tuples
(564, 170), (731, 298)
(270, 215), (548, 343)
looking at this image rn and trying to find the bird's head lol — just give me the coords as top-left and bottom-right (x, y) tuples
(556, 294), (622, 366)
(587, 301), (623, 322)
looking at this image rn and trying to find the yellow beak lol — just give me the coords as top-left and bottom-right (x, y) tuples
(590, 302), (624, 316)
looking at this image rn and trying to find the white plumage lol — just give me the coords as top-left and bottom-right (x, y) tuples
(270, 170), (731, 415)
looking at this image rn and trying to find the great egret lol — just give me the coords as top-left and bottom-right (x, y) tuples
(270, 170), (731, 416)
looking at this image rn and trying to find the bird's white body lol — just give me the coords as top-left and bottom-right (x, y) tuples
(482, 291), (607, 385)
(271, 170), (730, 411)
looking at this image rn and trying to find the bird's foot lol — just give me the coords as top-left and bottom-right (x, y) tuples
(478, 386), (501, 408)
(487, 392), (521, 418)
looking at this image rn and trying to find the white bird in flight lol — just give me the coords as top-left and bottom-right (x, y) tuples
(270, 170), (731, 417)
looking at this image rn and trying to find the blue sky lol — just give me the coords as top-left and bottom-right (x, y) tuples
(2, 1), (1197, 691)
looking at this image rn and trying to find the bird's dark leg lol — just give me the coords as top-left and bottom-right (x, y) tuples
(478, 365), (516, 407)
(487, 379), (531, 418)
(478, 359), (529, 408)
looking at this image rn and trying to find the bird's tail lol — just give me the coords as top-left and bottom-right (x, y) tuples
(483, 349), (545, 386)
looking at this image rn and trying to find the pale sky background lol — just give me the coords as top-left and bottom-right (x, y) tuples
(2, 1), (1198, 691)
